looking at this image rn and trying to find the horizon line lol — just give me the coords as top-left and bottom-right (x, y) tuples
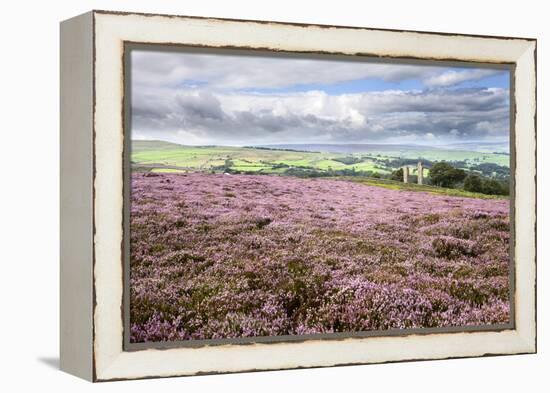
(132, 138), (509, 148)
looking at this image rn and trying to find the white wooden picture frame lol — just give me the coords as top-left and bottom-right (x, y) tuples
(60, 10), (536, 381)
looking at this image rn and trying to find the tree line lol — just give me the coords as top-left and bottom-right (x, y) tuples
(391, 162), (509, 196)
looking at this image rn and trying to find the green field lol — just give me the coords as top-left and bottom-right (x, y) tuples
(132, 140), (509, 177)
(361, 148), (509, 167)
(132, 142), (388, 174)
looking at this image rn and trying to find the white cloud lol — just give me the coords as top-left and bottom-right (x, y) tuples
(132, 86), (509, 145)
(424, 69), (501, 87)
(131, 50), (447, 90)
(129, 49), (510, 145)
(132, 50), (506, 92)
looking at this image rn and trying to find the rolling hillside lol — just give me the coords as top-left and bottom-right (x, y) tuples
(131, 140), (510, 177)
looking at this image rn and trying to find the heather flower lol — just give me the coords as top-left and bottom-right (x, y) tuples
(130, 173), (510, 342)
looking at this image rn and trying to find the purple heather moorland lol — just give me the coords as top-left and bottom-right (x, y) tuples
(130, 172), (510, 343)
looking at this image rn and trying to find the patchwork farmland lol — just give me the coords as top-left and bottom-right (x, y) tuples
(131, 140), (510, 179)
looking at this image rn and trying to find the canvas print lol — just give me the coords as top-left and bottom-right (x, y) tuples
(127, 48), (512, 344)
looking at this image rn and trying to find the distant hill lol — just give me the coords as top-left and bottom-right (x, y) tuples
(254, 144), (438, 154)
(133, 140), (509, 155)
(442, 141), (510, 154)
(132, 140), (187, 152)
(256, 142), (510, 155)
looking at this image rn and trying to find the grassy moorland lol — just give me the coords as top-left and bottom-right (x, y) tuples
(339, 177), (507, 200)
(130, 172), (510, 342)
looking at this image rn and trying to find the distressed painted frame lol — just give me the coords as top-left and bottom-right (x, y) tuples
(60, 10), (537, 382)
(122, 45), (518, 351)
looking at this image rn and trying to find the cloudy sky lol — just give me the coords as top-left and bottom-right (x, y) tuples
(130, 49), (510, 146)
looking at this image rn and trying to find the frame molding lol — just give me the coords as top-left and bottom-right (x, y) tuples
(122, 44), (517, 352)
(60, 10), (536, 381)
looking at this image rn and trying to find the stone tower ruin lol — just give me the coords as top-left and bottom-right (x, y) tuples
(401, 161), (424, 185)
(417, 161), (424, 185)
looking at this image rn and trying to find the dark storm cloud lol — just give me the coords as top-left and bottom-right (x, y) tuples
(131, 86), (509, 145)
(131, 50), (502, 91)
(133, 90), (348, 141)
(175, 92), (226, 121)
(357, 88), (507, 114)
